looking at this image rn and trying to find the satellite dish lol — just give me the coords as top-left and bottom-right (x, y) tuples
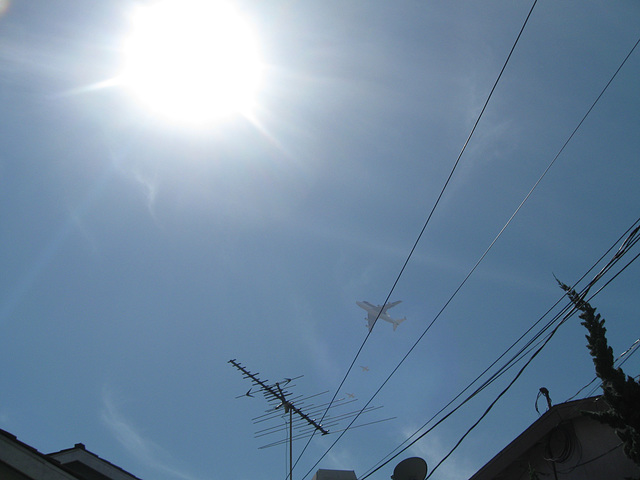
(391, 457), (428, 480)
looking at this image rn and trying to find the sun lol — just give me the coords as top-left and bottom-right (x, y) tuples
(119, 0), (263, 124)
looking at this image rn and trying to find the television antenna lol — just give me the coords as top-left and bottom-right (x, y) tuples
(229, 359), (328, 480)
(229, 359), (395, 480)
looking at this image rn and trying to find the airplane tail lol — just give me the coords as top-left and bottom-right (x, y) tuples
(393, 318), (406, 331)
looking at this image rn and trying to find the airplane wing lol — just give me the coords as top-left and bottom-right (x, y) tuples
(366, 312), (377, 331)
(381, 300), (402, 312)
(356, 301), (371, 311)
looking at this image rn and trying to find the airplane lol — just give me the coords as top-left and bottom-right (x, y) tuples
(359, 366), (369, 372)
(356, 300), (406, 331)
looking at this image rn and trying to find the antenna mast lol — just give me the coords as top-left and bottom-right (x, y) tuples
(229, 359), (329, 480)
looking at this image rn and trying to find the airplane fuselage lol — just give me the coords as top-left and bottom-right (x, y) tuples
(356, 300), (405, 331)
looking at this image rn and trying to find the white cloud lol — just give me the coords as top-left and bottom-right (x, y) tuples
(398, 426), (475, 480)
(131, 170), (160, 218)
(100, 386), (203, 480)
(325, 446), (359, 472)
(69, 208), (100, 255)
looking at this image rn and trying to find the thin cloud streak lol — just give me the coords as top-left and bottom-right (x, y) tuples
(401, 427), (475, 480)
(101, 386), (203, 480)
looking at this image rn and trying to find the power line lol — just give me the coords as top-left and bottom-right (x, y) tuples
(294, 2), (539, 478)
(360, 219), (640, 477)
(300, 7), (639, 480)
(421, 230), (640, 479)
(567, 337), (640, 402)
(361, 217), (640, 480)
(360, 283), (590, 476)
(351, 29), (640, 480)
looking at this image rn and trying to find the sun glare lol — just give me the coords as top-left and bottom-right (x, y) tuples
(120, 0), (263, 124)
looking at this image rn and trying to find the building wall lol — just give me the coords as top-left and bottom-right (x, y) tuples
(0, 460), (36, 480)
(494, 415), (638, 480)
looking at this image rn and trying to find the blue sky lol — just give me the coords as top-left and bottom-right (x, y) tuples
(1, 1), (639, 480)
